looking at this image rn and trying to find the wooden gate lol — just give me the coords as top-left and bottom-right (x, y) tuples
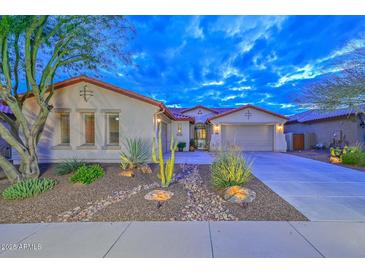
(293, 134), (304, 151)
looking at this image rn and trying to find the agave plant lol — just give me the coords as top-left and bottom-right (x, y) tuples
(54, 159), (86, 175)
(120, 137), (149, 170)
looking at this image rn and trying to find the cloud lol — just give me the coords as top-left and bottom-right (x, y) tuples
(164, 40), (187, 59)
(221, 94), (246, 101)
(229, 86), (252, 91)
(201, 80), (225, 86)
(271, 64), (343, 87)
(317, 38), (365, 63)
(101, 16), (365, 116)
(186, 16), (204, 39)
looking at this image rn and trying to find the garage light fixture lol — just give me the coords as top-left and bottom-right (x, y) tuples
(213, 125), (220, 134)
(277, 124), (283, 133)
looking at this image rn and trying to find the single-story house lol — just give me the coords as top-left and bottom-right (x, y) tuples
(5, 76), (287, 163)
(285, 108), (365, 150)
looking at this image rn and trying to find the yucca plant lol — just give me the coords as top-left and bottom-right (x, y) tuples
(211, 147), (253, 189)
(2, 178), (57, 200)
(54, 159), (86, 175)
(120, 137), (149, 170)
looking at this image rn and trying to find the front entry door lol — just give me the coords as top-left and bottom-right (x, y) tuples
(195, 124), (207, 150)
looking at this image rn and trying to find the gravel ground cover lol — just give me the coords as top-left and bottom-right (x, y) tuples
(0, 163), (307, 223)
(287, 150), (365, 172)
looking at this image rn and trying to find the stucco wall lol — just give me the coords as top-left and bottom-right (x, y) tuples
(171, 121), (190, 151)
(285, 116), (364, 148)
(209, 107), (287, 152)
(12, 81), (160, 163)
(182, 107), (215, 117)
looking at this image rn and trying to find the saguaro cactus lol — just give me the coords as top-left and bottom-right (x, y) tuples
(152, 121), (177, 187)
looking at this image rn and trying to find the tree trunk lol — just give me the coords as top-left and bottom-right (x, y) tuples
(0, 156), (22, 183)
(19, 154), (40, 180)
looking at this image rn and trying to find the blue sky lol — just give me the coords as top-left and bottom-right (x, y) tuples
(99, 16), (365, 115)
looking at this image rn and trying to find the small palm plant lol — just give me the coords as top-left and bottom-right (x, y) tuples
(120, 137), (149, 170)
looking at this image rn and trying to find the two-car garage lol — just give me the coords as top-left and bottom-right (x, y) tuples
(208, 105), (288, 152)
(221, 124), (274, 151)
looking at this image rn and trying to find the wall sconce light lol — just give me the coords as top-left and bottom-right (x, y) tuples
(277, 124), (283, 133)
(177, 124), (182, 136)
(213, 125), (220, 134)
(156, 118), (161, 123)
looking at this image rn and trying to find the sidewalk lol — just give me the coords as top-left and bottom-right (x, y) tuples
(1, 221), (365, 258)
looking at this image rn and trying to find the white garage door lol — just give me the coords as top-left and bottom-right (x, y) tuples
(222, 125), (274, 151)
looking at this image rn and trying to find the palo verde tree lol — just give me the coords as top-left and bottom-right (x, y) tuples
(0, 16), (134, 183)
(300, 41), (365, 111)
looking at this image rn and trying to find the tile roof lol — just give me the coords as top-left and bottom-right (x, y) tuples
(168, 107), (237, 123)
(287, 106), (364, 123)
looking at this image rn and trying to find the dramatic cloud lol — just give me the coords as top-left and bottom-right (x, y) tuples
(81, 16), (365, 115)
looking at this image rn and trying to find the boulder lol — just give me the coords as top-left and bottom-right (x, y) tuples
(144, 190), (173, 202)
(140, 164), (152, 174)
(223, 186), (256, 206)
(120, 170), (135, 177)
(329, 156), (341, 164)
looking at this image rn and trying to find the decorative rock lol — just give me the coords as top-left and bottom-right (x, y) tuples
(140, 164), (152, 174)
(223, 186), (256, 205)
(120, 170), (135, 177)
(329, 156), (341, 164)
(54, 182), (159, 222)
(144, 190), (174, 202)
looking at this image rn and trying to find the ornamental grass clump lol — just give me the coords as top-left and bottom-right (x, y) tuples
(120, 137), (149, 170)
(54, 159), (86, 175)
(341, 143), (365, 166)
(211, 146), (253, 189)
(70, 164), (105, 185)
(2, 178), (57, 200)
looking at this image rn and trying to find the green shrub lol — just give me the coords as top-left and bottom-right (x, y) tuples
(2, 178), (57, 200)
(120, 137), (149, 170)
(211, 148), (253, 189)
(70, 164), (105, 185)
(342, 149), (365, 166)
(177, 142), (186, 151)
(55, 159), (85, 175)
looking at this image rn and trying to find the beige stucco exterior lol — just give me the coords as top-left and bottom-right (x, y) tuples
(208, 106), (287, 152)
(9, 79), (290, 163)
(170, 121), (190, 151)
(285, 116), (365, 149)
(12, 81), (161, 163)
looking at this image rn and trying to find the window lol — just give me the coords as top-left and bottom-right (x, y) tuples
(83, 113), (95, 145)
(59, 112), (70, 144)
(107, 113), (119, 145)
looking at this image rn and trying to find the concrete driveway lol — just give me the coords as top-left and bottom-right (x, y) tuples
(165, 151), (215, 164)
(247, 152), (365, 221)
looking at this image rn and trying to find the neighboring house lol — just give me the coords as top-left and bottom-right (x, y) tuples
(10, 76), (287, 164)
(285, 108), (365, 150)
